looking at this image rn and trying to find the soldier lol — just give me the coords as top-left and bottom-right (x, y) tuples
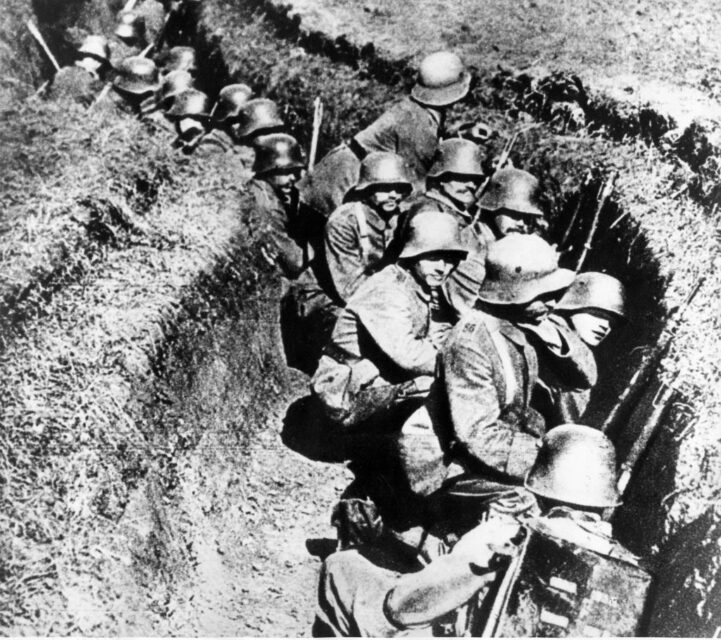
(312, 211), (467, 549)
(324, 152), (413, 305)
(312, 210), (466, 429)
(479, 167), (546, 238)
(396, 234), (575, 503)
(112, 56), (159, 115)
(246, 133), (332, 375)
(132, 0), (167, 47)
(403, 138), (489, 314)
(314, 425), (650, 638)
(166, 88), (211, 153)
(156, 69), (194, 111)
(49, 35), (110, 105)
(535, 272), (627, 423)
(202, 84), (255, 152)
(157, 46), (198, 77)
(112, 11), (148, 62)
(299, 51), (472, 219)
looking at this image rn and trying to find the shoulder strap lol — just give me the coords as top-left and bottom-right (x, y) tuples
(353, 206), (372, 263)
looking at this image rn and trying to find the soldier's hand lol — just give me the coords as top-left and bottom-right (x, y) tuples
(452, 521), (522, 571)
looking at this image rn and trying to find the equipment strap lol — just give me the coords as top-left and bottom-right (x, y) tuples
(488, 328), (518, 407)
(354, 206), (372, 265)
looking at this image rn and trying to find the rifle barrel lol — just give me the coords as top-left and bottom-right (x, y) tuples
(27, 21), (61, 72)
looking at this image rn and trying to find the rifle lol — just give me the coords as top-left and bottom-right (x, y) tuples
(308, 97), (323, 170)
(27, 20), (60, 72)
(600, 275), (705, 436)
(574, 171), (616, 272)
(615, 377), (678, 496)
(559, 170), (592, 251)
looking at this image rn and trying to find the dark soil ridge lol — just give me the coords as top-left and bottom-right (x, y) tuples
(240, 0), (721, 210)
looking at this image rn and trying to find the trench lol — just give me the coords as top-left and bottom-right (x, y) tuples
(6, 0), (719, 635)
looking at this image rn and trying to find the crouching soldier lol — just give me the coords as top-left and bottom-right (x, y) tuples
(535, 272), (627, 424)
(49, 35), (111, 105)
(112, 56), (159, 115)
(246, 134), (332, 374)
(314, 425), (651, 637)
(312, 211), (467, 547)
(203, 84), (255, 154)
(403, 138), (490, 314)
(396, 235), (575, 506)
(300, 51), (472, 219)
(166, 88), (212, 153)
(325, 152), (414, 305)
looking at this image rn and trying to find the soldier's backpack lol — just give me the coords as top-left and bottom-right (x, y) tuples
(472, 515), (653, 637)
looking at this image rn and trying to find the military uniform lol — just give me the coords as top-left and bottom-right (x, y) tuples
(312, 263), (454, 426)
(398, 310), (544, 497)
(134, 0), (166, 44)
(405, 189), (496, 314)
(300, 97), (443, 218)
(48, 66), (104, 105)
(324, 201), (401, 304)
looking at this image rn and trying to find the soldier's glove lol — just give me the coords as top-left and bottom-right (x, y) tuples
(452, 521), (523, 574)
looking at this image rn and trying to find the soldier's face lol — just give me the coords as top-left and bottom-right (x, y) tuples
(492, 210), (534, 236)
(411, 252), (458, 288)
(570, 311), (613, 347)
(366, 185), (406, 216)
(266, 169), (302, 204)
(440, 174), (483, 208)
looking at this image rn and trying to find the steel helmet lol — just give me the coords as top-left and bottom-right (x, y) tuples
(158, 70), (194, 109)
(161, 46), (198, 76)
(113, 56), (158, 95)
(555, 272), (627, 319)
(477, 234), (574, 305)
(398, 210), (468, 259)
(233, 98), (285, 139)
(411, 51), (471, 107)
(114, 11), (146, 41)
(427, 138), (486, 180)
(352, 152), (413, 195)
(525, 424), (621, 508)
(77, 35), (111, 65)
(166, 89), (211, 121)
(479, 168), (544, 217)
(211, 84), (253, 124)
(253, 133), (306, 176)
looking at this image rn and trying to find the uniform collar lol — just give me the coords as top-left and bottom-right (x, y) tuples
(481, 311), (530, 347)
(392, 263), (432, 302)
(424, 189), (474, 223)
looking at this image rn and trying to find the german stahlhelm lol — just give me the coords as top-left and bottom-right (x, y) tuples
(411, 51), (471, 107)
(77, 35), (111, 65)
(352, 152), (413, 196)
(253, 133), (306, 177)
(166, 89), (211, 121)
(427, 138), (485, 180)
(158, 70), (194, 109)
(114, 11), (146, 42)
(211, 84), (254, 125)
(555, 272), (627, 319)
(479, 168), (544, 217)
(233, 98), (285, 139)
(525, 424), (621, 508)
(399, 210), (468, 260)
(477, 235), (574, 305)
(113, 56), (158, 95)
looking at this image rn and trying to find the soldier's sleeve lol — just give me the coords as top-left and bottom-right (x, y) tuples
(354, 285), (438, 376)
(324, 210), (366, 303)
(539, 317), (598, 389)
(443, 323), (539, 481)
(251, 184), (307, 278)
